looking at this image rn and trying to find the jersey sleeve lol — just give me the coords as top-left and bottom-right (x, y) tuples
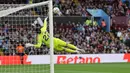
(34, 34), (43, 48)
(40, 18), (47, 33)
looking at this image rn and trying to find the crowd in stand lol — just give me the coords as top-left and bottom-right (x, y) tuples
(54, 22), (130, 54)
(0, 20), (130, 55)
(0, 0), (130, 55)
(54, 0), (130, 17)
(0, 0), (130, 17)
(0, 0), (43, 4)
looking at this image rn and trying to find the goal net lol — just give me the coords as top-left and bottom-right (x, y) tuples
(0, 1), (54, 73)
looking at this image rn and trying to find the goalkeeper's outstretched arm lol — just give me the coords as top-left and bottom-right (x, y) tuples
(25, 34), (43, 48)
(33, 34), (43, 48)
(41, 17), (48, 33)
(25, 17), (48, 48)
(33, 17), (48, 48)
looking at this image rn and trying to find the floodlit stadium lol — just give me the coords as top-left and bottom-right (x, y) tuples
(0, 0), (130, 73)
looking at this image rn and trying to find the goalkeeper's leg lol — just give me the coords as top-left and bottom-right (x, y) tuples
(60, 40), (85, 53)
(56, 38), (85, 54)
(56, 38), (78, 50)
(55, 47), (80, 54)
(65, 48), (80, 54)
(66, 43), (85, 54)
(66, 43), (79, 50)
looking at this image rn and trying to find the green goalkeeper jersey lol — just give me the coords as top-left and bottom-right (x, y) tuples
(34, 18), (50, 48)
(33, 18), (79, 53)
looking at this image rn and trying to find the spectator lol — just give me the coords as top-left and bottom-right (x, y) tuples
(0, 45), (4, 56)
(2, 40), (9, 55)
(124, 0), (129, 7)
(101, 19), (107, 31)
(16, 42), (25, 64)
(0, 0), (130, 55)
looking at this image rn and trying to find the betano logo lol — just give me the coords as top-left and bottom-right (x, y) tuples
(57, 56), (101, 64)
(0, 55), (31, 65)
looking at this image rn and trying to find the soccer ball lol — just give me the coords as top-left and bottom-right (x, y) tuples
(53, 7), (60, 14)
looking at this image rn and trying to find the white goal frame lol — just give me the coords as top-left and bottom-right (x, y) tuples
(0, 0), (54, 73)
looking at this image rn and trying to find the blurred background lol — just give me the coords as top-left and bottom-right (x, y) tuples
(0, 0), (130, 56)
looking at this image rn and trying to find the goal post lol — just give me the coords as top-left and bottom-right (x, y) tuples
(48, 0), (54, 73)
(0, 0), (54, 73)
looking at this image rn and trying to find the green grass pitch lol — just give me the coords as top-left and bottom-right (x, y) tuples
(0, 63), (130, 73)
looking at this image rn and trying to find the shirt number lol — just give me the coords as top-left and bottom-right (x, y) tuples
(43, 32), (49, 41)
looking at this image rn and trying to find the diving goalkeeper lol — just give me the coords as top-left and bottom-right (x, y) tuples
(25, 17), (85, 54)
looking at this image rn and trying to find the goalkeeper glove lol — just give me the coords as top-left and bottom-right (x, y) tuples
(25, 43), (34, 47)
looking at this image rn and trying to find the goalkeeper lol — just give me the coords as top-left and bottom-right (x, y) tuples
(26, 17), (85, 54)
